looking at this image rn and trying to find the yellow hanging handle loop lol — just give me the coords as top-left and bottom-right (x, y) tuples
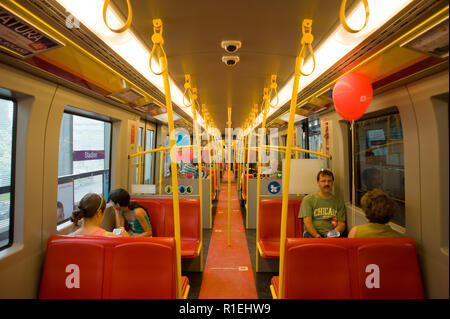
(183, 74), (192, 107)
(102, 0), (133, 33)
(269, 74), (279, 108)
(340, 0), (370, 34)
(298, 19), (316, 76)
(149, 19), (168, 76)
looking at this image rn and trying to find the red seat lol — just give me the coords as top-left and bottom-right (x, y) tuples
(39, 240), (104, 299)
(39, 235), (189, 299)
(133, 198), (201, 258)
(107, 241), (177, 298)
(270, 237), (424, 299)
(258, 199), (302, 258)
(162, 199), (201, 258)
(356, 242), (424, 299)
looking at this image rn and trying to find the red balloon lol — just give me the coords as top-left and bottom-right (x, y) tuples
(332, 73), (373, 121)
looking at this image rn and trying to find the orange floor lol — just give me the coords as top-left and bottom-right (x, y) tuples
(199, 172), (257, 299)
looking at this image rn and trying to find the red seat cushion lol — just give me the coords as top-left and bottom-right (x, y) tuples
(181, 239), (201, 258)
(258, 239), (280, 259)
(39, 241), (104, 299)
(181, 276), (189, 297)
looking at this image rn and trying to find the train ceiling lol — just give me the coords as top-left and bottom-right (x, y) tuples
(0, 0), (448, 133)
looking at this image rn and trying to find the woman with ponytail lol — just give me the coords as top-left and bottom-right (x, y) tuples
(69, 193), (128, 237)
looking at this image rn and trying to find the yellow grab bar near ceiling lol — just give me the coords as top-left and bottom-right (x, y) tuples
(102, 0), (133, 33)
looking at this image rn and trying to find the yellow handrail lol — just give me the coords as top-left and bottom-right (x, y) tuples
(185, 75), (203, 271)
(255, 87), (270, 272)
(227, 106), (232, 246)
(137, 145), (142, 184)
(278, 19), (315, 299)
(249, 145), (331, 159)
(159, 150), (164, 195)
(150, 19), (182, 299)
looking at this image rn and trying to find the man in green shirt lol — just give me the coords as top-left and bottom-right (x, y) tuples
(298, 170), (346, 238)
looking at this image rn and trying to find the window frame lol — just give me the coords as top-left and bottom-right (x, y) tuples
(0, 94), (17, 251)
(350, 106), (405, 226)
(57, 109), (113, 225)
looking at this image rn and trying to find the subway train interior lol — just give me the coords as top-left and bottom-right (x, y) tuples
(0, 0), (448, 302)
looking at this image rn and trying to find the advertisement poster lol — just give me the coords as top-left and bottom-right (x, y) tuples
(0, 4), (64, 58)
(57, 181), (74, 223)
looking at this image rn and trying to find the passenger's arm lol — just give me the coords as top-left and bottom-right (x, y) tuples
(335, 221), (346, 235)
(114, 209), (125, 228)
(303, 217), (321, 238)
(348, 226), (357, 238)
(134, 208), (152, 237)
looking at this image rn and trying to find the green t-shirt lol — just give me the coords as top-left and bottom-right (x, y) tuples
(298, 193), (346, 235)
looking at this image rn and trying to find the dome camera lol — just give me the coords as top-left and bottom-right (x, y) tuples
(222, 56), (240, 66)
(221, 40), (242, 53)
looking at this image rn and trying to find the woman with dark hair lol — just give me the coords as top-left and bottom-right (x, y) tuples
(69, 193), (128, 237)
(348, 189), (402, 238)
(109, 188), (152, 237)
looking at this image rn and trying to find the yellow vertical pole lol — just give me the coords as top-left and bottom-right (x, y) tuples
(186, 78), (203, 271)
(137, 145), (142, 184)
(207, 121), (213, 229)
(279, 19), (314, 299)
(245, 113), (255, 229)
(227, 106), (232, 246)
(151, 19), (182, 299)
(159, 150), (164, 195)
(255, 88), (270, 272)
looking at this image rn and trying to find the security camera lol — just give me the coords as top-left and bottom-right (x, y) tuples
(221, 40), (242, 53)
(222, 56), (240, 66)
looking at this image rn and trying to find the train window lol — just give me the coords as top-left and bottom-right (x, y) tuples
(308, 116), (321, 159)
(353, 108), (405, 227)
(57, 112), (112, 225)
(296, 115), (321, 159)
(144, 129), (155, 184)
(0, 97), (16, 250)
(164, 134), (171, 177)
(135, 126), (144, 183)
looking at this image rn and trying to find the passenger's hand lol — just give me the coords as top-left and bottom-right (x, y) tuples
(119, 227), (129, 237)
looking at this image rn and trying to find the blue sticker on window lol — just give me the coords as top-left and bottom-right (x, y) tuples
(268, 181), (281, 194)
(179, 185), (186, 193)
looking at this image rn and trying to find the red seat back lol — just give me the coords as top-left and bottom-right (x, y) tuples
(39, 240), (104, 299)
(134, 200), (165, 237)
(284, 240), (352, 299)
(39, 236), (178, 299)
(259, 199), (302, 240)
(281, 237), (424, 299)
(162, 199), (200, 240)
(107, 241), (177, 299)
(356, 242), (424, 299)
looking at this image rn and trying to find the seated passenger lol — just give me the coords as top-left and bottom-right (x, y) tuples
(298, 169), (346, 238)
(180, 161), (197, 177)
(348, 189), (402, 238)
(109, 188), (153, 237)
(69, 193), (128, 237)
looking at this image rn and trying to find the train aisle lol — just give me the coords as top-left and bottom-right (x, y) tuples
(199, 174), (257, 298)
